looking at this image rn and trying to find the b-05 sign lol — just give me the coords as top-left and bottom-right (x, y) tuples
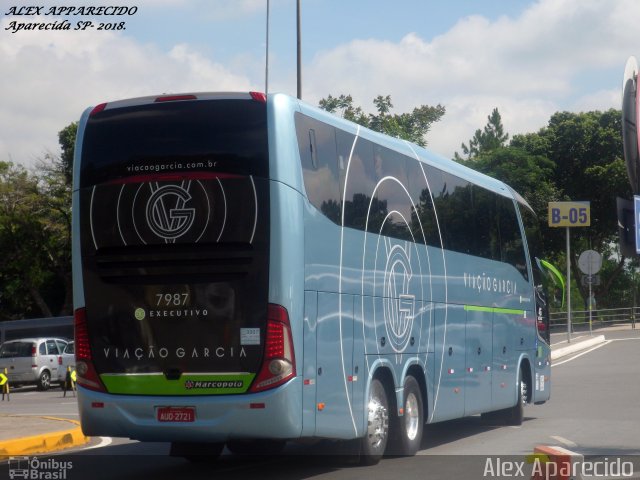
(548, 201), (591, 227)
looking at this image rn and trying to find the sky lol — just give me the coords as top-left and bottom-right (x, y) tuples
(2, 0), (640, 167)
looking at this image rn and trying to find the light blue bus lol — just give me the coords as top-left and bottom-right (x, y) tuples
(71, 91), (551, 462)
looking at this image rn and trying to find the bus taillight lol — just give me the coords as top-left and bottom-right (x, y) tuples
(249, 304), (296, 393)
(90, 103), (107, 116)
(74, 308), (106, 393)
(250, 91), (267, 103)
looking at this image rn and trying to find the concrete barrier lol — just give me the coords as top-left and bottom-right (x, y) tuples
(551, 335), (606, 360)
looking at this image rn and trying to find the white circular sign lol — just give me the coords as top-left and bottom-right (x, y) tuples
(578, 250), (602, 275)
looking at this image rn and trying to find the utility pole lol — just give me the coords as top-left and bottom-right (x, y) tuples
(265, 0), (270, 95)
(296, 0), (302, 99)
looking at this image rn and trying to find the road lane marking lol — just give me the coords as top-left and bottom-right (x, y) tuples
(549, 435), (577, 447)
(552, 340), (611, 367)
(83, 436), (113, 450)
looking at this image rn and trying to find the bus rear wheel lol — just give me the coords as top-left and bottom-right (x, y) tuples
(389, 376), (423, 456)
(359, 378), (389, 465)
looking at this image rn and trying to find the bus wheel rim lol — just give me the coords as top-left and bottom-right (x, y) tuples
(367, 397), (388, 449)
(520, 377), (528, 405)
(404, 392), (420, 441)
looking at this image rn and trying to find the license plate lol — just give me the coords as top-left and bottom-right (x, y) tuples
(156, 406), (195, 422)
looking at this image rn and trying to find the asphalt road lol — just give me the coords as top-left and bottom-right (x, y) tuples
(0, 384), (80, 419)
(2, 328), (640, 479)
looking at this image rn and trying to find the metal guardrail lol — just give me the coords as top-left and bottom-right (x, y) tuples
(550, 307), (638, 332)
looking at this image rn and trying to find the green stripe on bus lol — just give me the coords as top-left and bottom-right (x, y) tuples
(464, 305), (526, 316)
(100, 373), (255, 395)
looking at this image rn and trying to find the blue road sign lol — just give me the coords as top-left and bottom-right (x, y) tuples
(635, 196), (640, 254)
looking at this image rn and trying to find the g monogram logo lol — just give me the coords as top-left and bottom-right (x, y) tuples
(145, 183), (196, 241)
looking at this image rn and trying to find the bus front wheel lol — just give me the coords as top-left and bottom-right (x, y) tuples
(505, 369), (527, 426)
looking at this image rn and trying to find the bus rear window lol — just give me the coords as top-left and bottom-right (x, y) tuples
(80, 99), (268, 187)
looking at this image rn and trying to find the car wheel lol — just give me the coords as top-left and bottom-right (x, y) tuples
(37, 370), (51, 391)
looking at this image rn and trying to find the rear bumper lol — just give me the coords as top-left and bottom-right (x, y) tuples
(77, 377), (303, 442)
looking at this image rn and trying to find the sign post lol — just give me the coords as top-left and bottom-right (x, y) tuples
(578, 249), (602, 335)
(634, 195), (640, 254)
(548, 201), (591, 343)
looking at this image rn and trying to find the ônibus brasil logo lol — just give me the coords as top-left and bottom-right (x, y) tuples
(8, 456), (72, 480)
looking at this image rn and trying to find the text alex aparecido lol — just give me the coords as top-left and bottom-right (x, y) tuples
(4, 5), (139, 34)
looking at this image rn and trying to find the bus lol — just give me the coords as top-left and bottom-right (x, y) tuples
(71, 91), (551, 462)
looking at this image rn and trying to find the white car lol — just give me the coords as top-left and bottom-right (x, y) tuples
(0, 337), (68, 390)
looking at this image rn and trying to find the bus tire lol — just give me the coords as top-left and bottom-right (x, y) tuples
(359, 378), (389, 465)
(505, 369), (527, 426)
(226, 439), (286, 456)
(169, 441), (224, 463)
(389, 376), (423, 456)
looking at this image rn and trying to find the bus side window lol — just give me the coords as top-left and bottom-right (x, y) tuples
(295, 113), (341, 224)
(496, 196), (528, 281)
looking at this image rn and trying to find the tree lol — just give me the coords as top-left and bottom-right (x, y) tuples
(57, 122), (78, 185)
(0, 162), (54, 318)
(0, 124), (75, 320)
(455, 108), (509, 161)
(457, 108), (630, 309)
(319, 94), (445, 147)
(512, 110), (629, 309)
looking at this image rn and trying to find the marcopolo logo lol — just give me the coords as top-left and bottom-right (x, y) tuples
(184, 379), (244, 390)
(8, 456), (72, 479)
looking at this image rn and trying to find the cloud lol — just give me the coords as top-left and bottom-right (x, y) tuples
(4, 0), (640, 166)
(0, 17), (254, 166)
(302, 0), (640, 158)
(135, 0), (269, 21)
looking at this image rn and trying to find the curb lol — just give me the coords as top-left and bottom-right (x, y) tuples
(0, 416), (89, 459)
(551, 335), (606, 360)
(530, 445), (584, 480)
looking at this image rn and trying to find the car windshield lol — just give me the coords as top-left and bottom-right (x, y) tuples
(0, 341), (33, 358)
